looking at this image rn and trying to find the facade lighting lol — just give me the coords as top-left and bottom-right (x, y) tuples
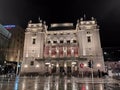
(45, 62), (50, 65)
(56, 64), (59, 67)
(36, 64), (40, 68)
(84, 63), (87, 67)
(71, 62), (76, 65)
(49, 64), (51, 67)
(64, 63), (67, 67)
(97, 64), (101, 67)
(24, 65), (28, 68)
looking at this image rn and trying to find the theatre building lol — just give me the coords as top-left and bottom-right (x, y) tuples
(20, 17), (105, 75)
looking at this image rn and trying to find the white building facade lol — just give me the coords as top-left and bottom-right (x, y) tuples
(20, 18), (105, 75)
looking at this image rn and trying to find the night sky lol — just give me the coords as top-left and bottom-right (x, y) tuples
(0, 0), (120, 47)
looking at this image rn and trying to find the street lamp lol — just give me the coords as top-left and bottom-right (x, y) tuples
(24, 65), (28, 68)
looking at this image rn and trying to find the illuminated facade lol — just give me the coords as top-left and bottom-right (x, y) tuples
(21, 17), (105, 75)
(0, 24), (11, 65)
(4, 25), (25, 62)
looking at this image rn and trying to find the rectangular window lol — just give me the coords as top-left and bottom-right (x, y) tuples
(60, 40), (63, 43)
(67, 40), (70, 44)
(32, 38), (36, 44)
(48, 41), (51, 44)
(73, 40), (77, 43)
(53, 41), (57, 43)
(87, 36), (91, 42)
(30, 61), (34, 66)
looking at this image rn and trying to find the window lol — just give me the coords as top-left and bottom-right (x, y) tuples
(67, 40), (70, 44)
(87, 36), (91, 42)
(87, 32), (90, 34)
(53, 41), (57, 43)
(32, 38), (36, 44)
(73, 40), (77, 43)
(48, 41), (51, 44)
(30, 61), (34, 66)
(60, 40), (63, 43)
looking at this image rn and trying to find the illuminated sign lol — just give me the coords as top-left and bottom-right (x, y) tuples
(3, 25), (16, 29)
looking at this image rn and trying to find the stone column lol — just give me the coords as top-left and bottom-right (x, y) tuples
(49, 46), (52, 57)
(48, 64), (51, 74)
(71, 47), (74, 57)
(56, 47), (59, 57)
(64, 62), (67, 74)
(56, 62), (59, 74)
(63, 46), (67, 57)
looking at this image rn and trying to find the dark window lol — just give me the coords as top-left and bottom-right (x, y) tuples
(87, 32), (90, 34)
(30, 61), (34, 66)
(53, 41), (57, 43)
(48, 41), (51, 43)
(60, 40), (63, 43)
(67, 40), (70, 44)
(32, 38), (36, 44)
(87, 36), (91, 42)
(73, 40), (77, 43)
(17, 39), (19, 42)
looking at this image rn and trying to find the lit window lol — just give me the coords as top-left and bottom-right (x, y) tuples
(87, 32), (90, 34)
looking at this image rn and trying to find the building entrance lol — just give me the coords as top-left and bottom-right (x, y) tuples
(52, 66), (56, 73)
(67, 66), (71, 74)
(59, 67), (65, 73)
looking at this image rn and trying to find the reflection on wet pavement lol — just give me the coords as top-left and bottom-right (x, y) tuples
(0, 76), (120, 90)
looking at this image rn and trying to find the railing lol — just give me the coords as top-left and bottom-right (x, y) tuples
(35, 56), (87, 62)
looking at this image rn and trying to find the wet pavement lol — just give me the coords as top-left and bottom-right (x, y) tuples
(0, 76), (120, 90)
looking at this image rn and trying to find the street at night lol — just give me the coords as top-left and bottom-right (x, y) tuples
(0, 76), (120, 90)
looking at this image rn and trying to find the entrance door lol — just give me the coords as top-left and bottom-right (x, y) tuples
(52, 66), (56, 73)
(60, 67), (64, 73)
(67, 66), (71, 74)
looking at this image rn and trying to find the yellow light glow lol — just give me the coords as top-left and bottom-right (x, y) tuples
(24, 65), (28, 68)
(45, 62), (50, 65)
(97, 64), (101, 67)
(71, 62), (76, 65)
(36, 64), (40, 68)
(84, 63), (87, 67)
(56, 64), (59, 67)
(64, 63), (67, 67)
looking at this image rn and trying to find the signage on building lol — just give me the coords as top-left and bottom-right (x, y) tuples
(3, 25), (16, 29)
